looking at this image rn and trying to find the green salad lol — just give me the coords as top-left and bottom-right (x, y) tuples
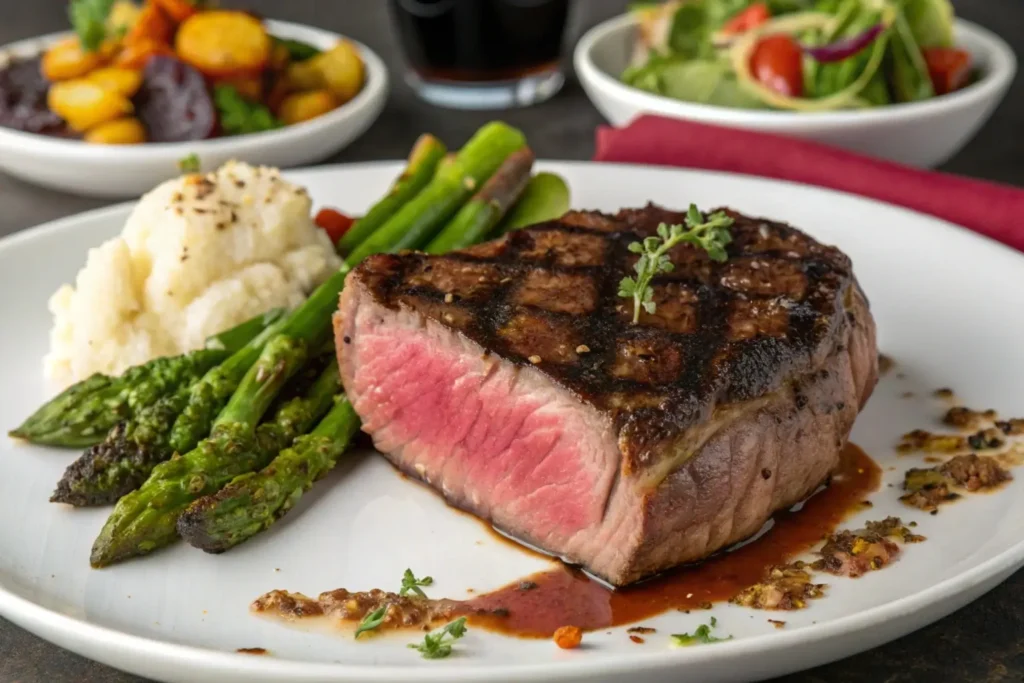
(622, 0), (975, 111)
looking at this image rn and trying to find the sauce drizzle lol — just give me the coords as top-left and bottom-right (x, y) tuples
(467, 443), (879, 637)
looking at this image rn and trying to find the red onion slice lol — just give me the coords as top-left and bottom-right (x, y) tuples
(802, 23), (884, 63)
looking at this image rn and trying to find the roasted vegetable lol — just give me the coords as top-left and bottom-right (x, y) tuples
(124, 1), (174, 48)
(286, 41), (364, 103)
(135, 55), (216, 141)
(87, 67), (144, 97)
(84, 117), (147, 144)
(42, 37), (106, 81)
(278, 89), (338, 125)
(153, 0), (197, 24)
(114, 38), (175, 70)
(175, 10), (272, 78)
(47, 79), (133, 132)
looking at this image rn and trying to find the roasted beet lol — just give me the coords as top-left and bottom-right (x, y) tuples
(0, 56), (73, 136)
(135, 55), (216, 142)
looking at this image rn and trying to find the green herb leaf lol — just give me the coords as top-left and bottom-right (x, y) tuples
(408, 617), (468, 659)
(671, 616), (733, 646)
(399, 568), (434, 598)
(68, 0), (116, 52)
(213, 85), (283, 137)
(354, 605), (388, 639)
(178, 153), (201, 175)
(273, 36), (323, 63)
(618, 204), (734, 323)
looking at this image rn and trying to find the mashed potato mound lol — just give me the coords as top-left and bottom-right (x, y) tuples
(45, 161), (341, 386)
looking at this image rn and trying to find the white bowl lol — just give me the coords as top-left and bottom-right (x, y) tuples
(574, 13), (1016, 168)
(0, 20), (389, 198)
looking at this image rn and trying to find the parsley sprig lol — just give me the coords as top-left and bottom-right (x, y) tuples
(408, 617), (468, 659)
(178, 153), (201, 174)
(354, 605), (387, 639)
(399, 568), (434, 598)
(618, 204), (734, 324)
(68, 0), (115, 52)
(671, 616), (733, 646)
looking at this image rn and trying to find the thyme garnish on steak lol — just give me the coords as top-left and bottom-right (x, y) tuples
(618, 204), (734, 323)
(400, 568), (434, 598)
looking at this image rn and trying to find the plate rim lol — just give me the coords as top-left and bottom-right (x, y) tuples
(3, 159), (1024, 681)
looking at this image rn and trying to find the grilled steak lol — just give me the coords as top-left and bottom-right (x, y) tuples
(335, 204), (877, 586)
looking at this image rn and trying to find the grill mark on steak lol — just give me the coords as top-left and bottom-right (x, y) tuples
(357, 205), (854, 447)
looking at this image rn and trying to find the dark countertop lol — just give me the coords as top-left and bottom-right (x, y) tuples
(1, 1), (1021, 681)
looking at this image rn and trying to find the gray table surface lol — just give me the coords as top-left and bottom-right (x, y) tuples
(1, 1), (1022, 681)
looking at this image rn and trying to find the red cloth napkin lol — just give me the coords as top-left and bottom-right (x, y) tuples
(594, 114), (1024, 253)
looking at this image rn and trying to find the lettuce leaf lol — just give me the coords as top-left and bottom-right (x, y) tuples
(902, 0), (955, 48)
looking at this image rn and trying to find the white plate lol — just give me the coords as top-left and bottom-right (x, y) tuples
(574, 14), (1017, 168)
(2, 161), (1024, 683)
(0, 22), (388, 198)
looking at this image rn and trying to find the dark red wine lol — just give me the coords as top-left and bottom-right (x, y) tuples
(389, 0), (570, 83)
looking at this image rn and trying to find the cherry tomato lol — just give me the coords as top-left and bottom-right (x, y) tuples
(922, 47), (972, 96)
(722, 3), (770, 35)
(315, 208), (355, 244)
(750, 34), (804, 98)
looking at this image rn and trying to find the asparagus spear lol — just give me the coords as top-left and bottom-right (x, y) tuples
(177, 145), (546, 553)
(178, 398), (360, 553)
(346, 122), (528, 264)
(89, 121), (527, 566)
(336, 134), (448, 255)
(424, 148), (535, 254)
(90, 349), (340, 567)
(10, 309), (284, 448)
(496, 172), (571, 233)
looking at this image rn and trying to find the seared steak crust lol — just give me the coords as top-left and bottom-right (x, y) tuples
(347, 205), (860, 467)
(336, 204), (878, 585)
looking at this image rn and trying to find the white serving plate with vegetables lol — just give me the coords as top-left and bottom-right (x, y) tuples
(575, 0), (1015, 167)
(4, 156), (1024, 682)
(0, 14), (387, 198)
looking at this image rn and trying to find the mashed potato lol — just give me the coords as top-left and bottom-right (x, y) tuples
(45, 161), (341, 386)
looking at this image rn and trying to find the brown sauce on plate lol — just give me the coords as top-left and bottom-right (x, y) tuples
(256, 444), (880, 639)
(467, 443), (880, 637)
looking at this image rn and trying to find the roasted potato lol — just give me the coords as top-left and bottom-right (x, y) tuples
(314, 41), (365, 103)
(278, 89), (339, 125)
(48, 80), (134, 132)
(285, 41), (365, 103)
(175, 11), (271, 78)
(42, 37), (106, 81)
(84, 117), (147, 144)
(87, 67), (144, 97)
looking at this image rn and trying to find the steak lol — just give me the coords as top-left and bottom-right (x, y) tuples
(334, 204), (878, 586)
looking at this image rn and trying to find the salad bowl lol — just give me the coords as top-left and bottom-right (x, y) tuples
(575, 13), (1015, 167)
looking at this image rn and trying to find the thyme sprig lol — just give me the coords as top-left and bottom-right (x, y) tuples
(618, 204), (734, 324)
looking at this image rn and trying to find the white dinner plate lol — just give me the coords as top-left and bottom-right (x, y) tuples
(2, 161), (1024, 683)
(0, 22), (388, 198)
